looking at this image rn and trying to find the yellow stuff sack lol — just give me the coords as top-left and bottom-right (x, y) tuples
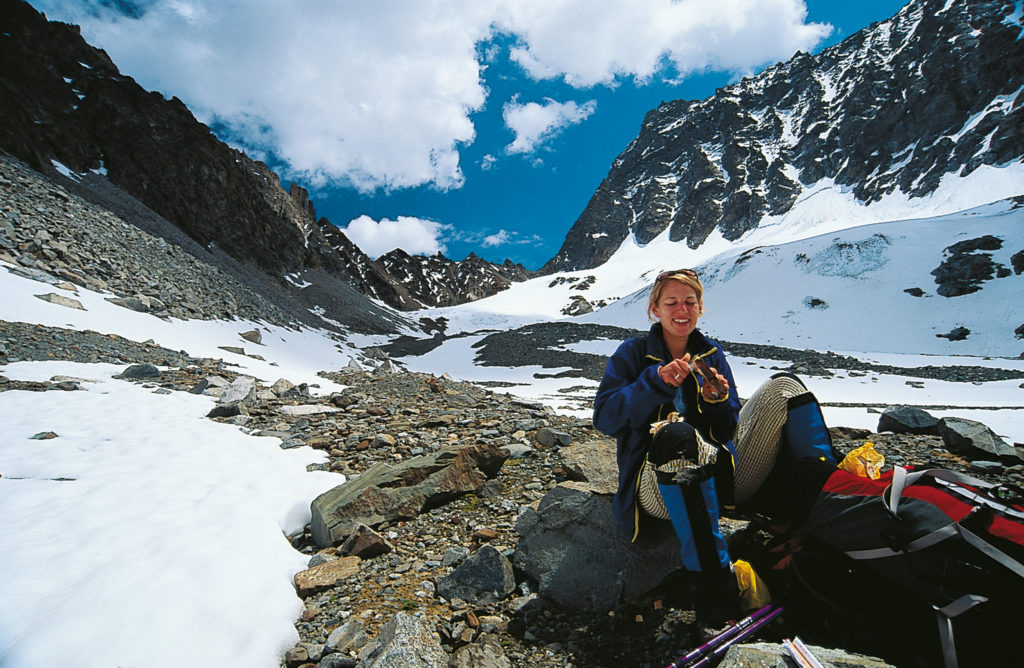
(838, 441), (884, 479)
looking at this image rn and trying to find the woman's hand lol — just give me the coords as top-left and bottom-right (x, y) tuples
(658, 354), (691, 387)
(697, 362), (730, 400)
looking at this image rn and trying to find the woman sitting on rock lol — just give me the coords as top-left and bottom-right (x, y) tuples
(592, 268), (837, 624)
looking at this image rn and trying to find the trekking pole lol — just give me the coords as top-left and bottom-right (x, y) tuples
(665, 604), (778, 668)
(688, 605), (784, 668)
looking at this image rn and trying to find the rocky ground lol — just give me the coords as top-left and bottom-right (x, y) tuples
(4, 317), (1023, 667)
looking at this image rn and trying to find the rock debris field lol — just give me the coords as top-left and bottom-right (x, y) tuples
(4, 321), (1023, 667)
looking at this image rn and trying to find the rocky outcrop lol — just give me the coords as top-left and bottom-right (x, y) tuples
(310, 442), (510, 547)
(542, 0), (1024, 273)
(375, 250), (537, 308)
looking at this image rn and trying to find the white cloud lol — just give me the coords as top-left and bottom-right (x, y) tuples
(483, 230), (511, 247)
(481, 154), (498, 171)
(480, 229), (544, 248)
(499, 0), (832, 87)
(341, 215), (451, 259)
(34, 0), (831, 189)
(504, 97), (597, 155)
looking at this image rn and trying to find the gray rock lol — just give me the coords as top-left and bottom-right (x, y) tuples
(319, 654), (357, 668)
(442, 545), (470, 567)
(877, 406), (940, 435)
(501, 443), (534, 459)
(437, 545), (516, 605)
(513, 483), (683, 612)
(448, 633), (511, 668)
(373, 360), (401, 375)
(9, 265), (61, 284)
(357, 612), (447, 668)
(34, 292), (84, 310)
(719, 641), (895, 667)
(106, 295), (165, 313)
(310, 442), (508, 547)
(536, 427), (573, 447)
(190, 375), (230, 394)
(280, 436), (307, 449)
(939, 417), (1022, 463)
(220, 376), (257, 405)
(270, 378), (294, 396)
(299, 643), (325, 663)
(239, 328), (263, 345)
(307, 552), (339, 568)
(325, 618), (369, 655)
(206, 402), (244, 419)
(117, 363), (161, 379)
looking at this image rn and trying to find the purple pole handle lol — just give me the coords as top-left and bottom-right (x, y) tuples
(689, 606), (785, 668)
(665, 604), (777, 668)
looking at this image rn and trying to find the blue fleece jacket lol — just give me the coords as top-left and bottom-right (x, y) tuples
(593, 323), (740, 539)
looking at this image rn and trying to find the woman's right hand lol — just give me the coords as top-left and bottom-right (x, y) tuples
(658, 354), (691, 387)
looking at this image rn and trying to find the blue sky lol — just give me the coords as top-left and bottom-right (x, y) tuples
(32, 0), (909, 270)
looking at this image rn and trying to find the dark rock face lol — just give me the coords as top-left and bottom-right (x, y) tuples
(374, 249), (537, 309)
(0, 1), (527, 312)
(542, 0), (1024, 273)
(0, 1), (318, 275)
(931, 235), (1007, 297)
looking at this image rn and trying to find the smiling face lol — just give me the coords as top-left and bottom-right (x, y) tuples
(651, 280), (703, 353)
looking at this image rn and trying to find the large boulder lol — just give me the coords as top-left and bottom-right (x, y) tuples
(310, 442), (508, 547)
(513, 483), (683, 613)
(939, 417), (1021, 464)
(877, 406), (940, 435)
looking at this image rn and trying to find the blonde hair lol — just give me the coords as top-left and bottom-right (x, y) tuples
(648, 272), (704, 321)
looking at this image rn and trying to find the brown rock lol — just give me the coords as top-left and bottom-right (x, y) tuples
(560, 438), (618, 494)
(339, 524), (393, 559)
(293, 555), (360, 596)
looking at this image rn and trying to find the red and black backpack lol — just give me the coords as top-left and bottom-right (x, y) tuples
(796, 466), (1024, 667)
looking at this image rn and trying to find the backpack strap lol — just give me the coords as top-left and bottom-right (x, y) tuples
(877, 467), (1024, 577)
(933, 594), (990, 668)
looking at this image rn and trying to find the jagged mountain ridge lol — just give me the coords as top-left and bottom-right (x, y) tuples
(543, 0), (1024, 273)
(0, 0), (526, 314)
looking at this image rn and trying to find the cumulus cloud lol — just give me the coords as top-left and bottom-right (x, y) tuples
(341, 215), (451, 259)
(499, 0), (832, 87)
(503, 97), (597, 155)
(34, 0), (831, 189)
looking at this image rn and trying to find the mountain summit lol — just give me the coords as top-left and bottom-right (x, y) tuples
(543, 0), (1024, 273)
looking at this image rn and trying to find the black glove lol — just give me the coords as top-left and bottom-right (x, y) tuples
(648, 421), (699, 467)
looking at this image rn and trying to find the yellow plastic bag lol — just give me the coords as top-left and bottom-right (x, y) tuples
(838, 441), (885, 479)
(734, 559), (772, 611)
